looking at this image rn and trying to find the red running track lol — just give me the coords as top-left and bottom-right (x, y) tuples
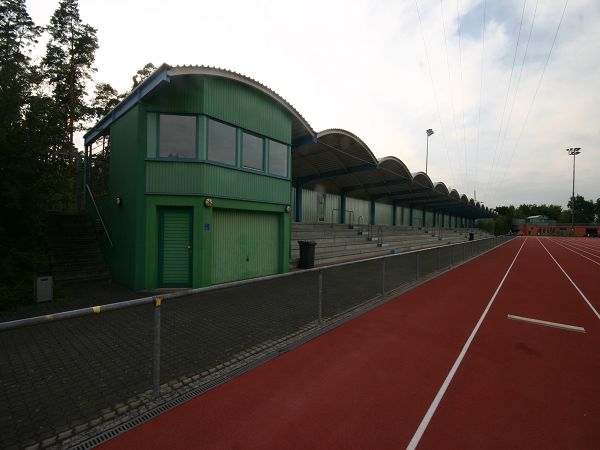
(100, 237), (600, 450)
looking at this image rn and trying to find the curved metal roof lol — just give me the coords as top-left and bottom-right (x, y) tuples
(168, 65), (314, 142)
(85, 63), (315, 145)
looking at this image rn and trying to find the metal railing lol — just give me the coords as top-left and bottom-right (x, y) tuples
(85, 184), (114, 248)
(0, 235), (515, 449)
(330, 209), (355, 228)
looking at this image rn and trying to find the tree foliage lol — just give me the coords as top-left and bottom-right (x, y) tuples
(91, 82), (122, 119)
(131, 62), (156, 90)
(486, 196), (599, 235)
(0, 0), (102, 308)
(567, 195), (595, 223)
(42, 0), (98, 151)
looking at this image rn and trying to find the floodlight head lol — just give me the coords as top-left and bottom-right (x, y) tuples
(426, 129), (434, 136)
(566, 147), (582, 155)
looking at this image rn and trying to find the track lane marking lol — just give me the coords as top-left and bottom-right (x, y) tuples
(507, 314), (586, 333)
(406, 238), (527, 450)
(537, 238), (600, 321)
(546, 238), (600, 267)
(560, 239), (600, 256)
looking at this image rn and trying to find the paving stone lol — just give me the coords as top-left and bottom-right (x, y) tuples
(57, 428), (73, 440)
(41, 435), (58, 448)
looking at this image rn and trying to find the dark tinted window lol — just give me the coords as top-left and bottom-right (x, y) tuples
(208, 119), (236, 165)
(159, 115), (196, 158)
(269, 140), (288, 177)
(242, 132), (263, 170)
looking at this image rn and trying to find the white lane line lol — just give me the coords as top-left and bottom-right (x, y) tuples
(406, 238), (527, 450)
(537, 238), (600, 321)
(561, 237), (600, 254)
(567, 242), (600, 257)
(546, 239), (600, 267)
(507, 314), (586, 333)
(552, 237), (600, 258)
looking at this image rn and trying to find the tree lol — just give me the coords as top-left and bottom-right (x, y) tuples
(595, 198), (600, 224)
(131, 62), (156, 90)
(0, 0), (54, 307)
(42, 0), (98, 152)
(91, 82), (122, 119)
(567, 195), (595, 224)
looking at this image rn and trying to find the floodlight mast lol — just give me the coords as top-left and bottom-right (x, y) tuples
(566, 147), (581, 236)
(426, 129), (434, 174)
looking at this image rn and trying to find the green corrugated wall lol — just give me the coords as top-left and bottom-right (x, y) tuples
(146, 161), (290, 204)
(212, 209), (280, 284)
(98, 75), (293, 290)
(375, 203), (393, 225)
(345, 197), (370, 225)
(301, 189), (341, 223)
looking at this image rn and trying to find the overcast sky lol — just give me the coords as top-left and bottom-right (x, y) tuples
(26, 0), (599, 209)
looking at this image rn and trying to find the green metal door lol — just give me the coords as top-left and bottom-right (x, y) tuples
(159, 207), (192, 287)
(212, 209), (279, 284)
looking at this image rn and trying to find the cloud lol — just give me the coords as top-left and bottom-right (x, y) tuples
(26, 0), (600, 208)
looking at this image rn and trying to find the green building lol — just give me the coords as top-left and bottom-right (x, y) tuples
(84, 65), (315, 290)
(85, 64), (493, 291)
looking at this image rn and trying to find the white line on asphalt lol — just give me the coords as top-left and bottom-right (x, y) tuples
(537, 238), (600, 321)
(559, 238), (600, 255)
(406, 238), (527, 450)
(546, 239), (600, 267)
(507, 314), (586, 333)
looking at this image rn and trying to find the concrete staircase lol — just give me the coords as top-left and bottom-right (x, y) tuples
(46, 213), (111, 283)
(291, 223), (491, 268)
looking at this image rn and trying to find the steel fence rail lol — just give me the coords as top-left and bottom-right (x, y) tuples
(0, 235), (514, 449)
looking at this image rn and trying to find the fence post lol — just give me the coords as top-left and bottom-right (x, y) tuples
(152, 296), (162, 398)
(381, 257), (386, 296)
(452, 245), (455, 266)
(463, 242), (466, 260)
(437, 247), (441, 271)
(318, 270), (323, 325)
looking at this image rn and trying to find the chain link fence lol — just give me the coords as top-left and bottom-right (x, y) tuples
(0, 236), (514, 449)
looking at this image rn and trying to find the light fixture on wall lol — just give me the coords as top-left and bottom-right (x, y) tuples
(285, 205), (291, 213)
(116, 196), (123, 207)
(204, 198), (214, 208)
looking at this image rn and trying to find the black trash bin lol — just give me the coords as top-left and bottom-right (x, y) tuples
(297, 240), (317, 269)
(469, 232), (474, 241)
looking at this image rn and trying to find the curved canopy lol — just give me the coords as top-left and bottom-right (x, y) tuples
(292, 129), (492, 218)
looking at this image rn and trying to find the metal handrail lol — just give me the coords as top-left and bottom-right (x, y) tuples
(357, 215), (364, 229)
(330, 209), (355, 228)
(347, 210), (354, 228)
(85, 184), (114, 248)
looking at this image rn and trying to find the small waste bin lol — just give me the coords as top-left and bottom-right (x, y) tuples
(34, 274), (53, 303)
(469, 232), (474, 241)
(297, 240), (317, 269)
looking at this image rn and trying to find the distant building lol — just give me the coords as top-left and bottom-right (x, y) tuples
(519, 215), (599, 237)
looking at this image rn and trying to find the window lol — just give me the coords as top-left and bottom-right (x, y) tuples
(268, 140), (288, 177)
(208, 119), (236, 165)
(159, 115), (196, 158)
(242, 132), (263, 170)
